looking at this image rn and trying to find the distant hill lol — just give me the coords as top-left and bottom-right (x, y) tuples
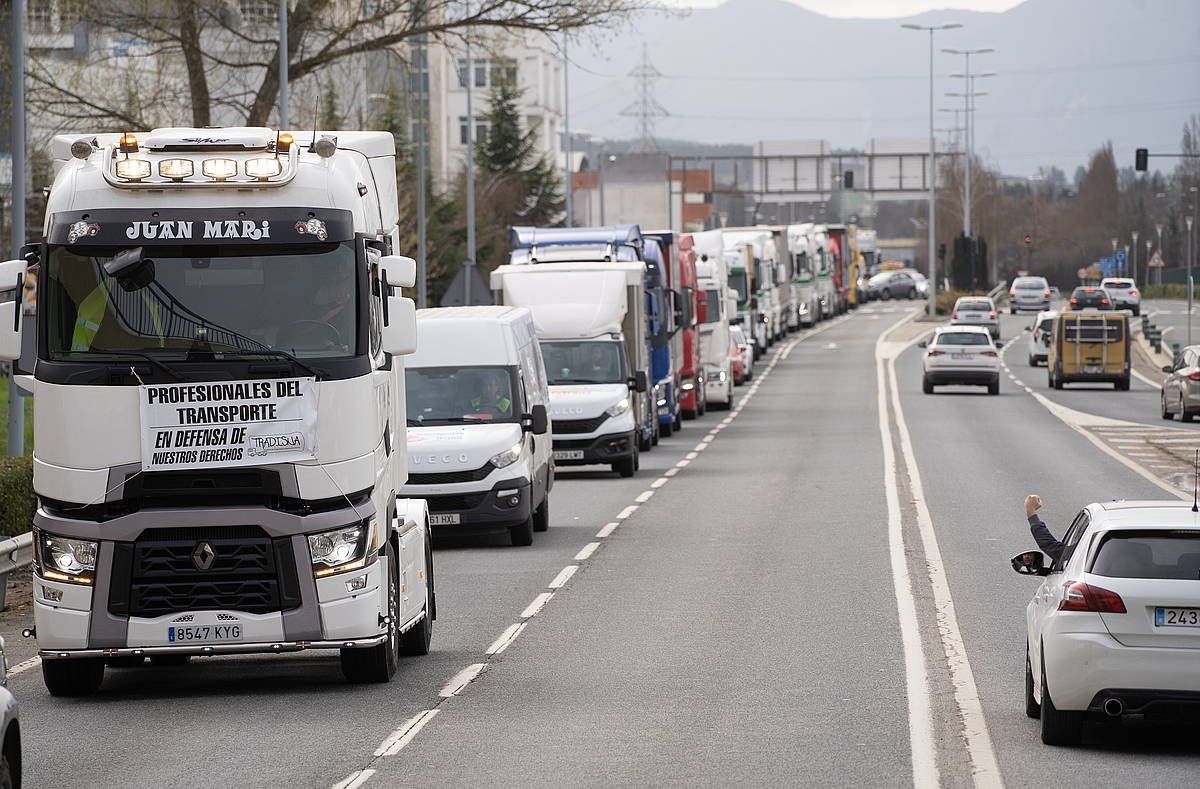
(570, 0), (1200, 175)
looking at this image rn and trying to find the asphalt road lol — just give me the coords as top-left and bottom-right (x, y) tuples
(1145, 299), (1197, 354)
(7, 302), (1200, 788)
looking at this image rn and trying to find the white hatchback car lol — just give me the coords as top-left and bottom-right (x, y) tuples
(950, 296), (1000, 340)
(919, 326), (1001, 395)
(1100, 277), (1141, 315)
(1026, 310), (1057, 367)
(1014, 501), (1200, 745)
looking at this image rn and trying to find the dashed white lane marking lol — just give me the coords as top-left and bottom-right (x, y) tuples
(333, 769), (376, 789)
(650, 477), (669, 488)
(685, 452), (699, 460)
(663, 467), (680, 477)
(635, 490), (655, 503)
(439, 663), (487, 697)
(521, 591), (555, 618)
(8, 657), (39, 677)
(1012, 379), (1023, 387)
(693, 442), (708, 451)
(574, 542), (600, 561)
(596, 521), (619, 538)
(617, 505), (638, 520)
(485, 623), (527, 655)
(374, 709), (440, 757)
(548, 565), (578, 589)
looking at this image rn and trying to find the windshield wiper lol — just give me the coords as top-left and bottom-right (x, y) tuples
(215, 347), (324, 379)
(550, 377), (612, 385)
(91, 350), (186, 382)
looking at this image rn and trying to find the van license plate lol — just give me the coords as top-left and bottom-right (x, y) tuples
(167, 624), (242, 643)
(1156, 608), (1200, 627)
(429, 514), (460, 526)
(554, 450), (585, 461)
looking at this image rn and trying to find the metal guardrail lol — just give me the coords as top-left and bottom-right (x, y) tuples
(987, 280), (1009, 301)
(0, 532), (33, 612)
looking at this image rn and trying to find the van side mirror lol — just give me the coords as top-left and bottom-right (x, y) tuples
(523, 404), (549, 434)
(630, 371), (648, 393)
(1163, 365), (1174, 374)
(382, 294), (417, 355)
(0, 259), (24, 362)
(1011, 551), (1051, 576)
(380, 255), (417, 289)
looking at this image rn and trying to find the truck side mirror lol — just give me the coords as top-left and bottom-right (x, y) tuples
(630, 371), (648, 393)
(1010, 551), (1051, 576)
(380, 255), (417, 289)
(382, 294), (417, 355)
(524, 404), (549, 435)
(0, 259), (25, 362)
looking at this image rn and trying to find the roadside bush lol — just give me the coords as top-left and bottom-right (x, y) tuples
(1142, 284), (1189, 300)
(0, 458), (34, 538)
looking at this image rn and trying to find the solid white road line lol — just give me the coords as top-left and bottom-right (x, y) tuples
(574, 542), (600, 561)
(439, 663), (487, 698)
(548, 565), (578, 589)
(486, 623), (527, 655)
(7, 657), (39, 677)
(596, 521), (619, 538)
(875, 313), (938, 788)
(375, 709), (441, 757)
(333, 769), (376, 789)
(521, 591), (555, 619)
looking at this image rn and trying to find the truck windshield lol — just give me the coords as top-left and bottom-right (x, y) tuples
(729, 272), (749, 306)
(702, 290), (722, 324)
(43, 242), (359, 361)
(407, 366), (520, 425)
(540, 340), (626, 385)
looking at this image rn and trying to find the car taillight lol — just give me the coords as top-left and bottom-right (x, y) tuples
(1130, 290), (1138, 297)
(1100, 298), (1109, 305)
(1044, 288), (1050, 296)
(1009, 289), (1016, 297)
(927, 349), (945, 356)
(1058, 581), (1126, 613)
(988, 310), (996, 319)
(952, 311), (958, 319)
(983, 350), (998, 357)
(1187, 371), (1200, 382)
(1070, 298), (1079, 305)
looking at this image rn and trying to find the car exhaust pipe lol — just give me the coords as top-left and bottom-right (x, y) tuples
(1102, 697), (1124, 717)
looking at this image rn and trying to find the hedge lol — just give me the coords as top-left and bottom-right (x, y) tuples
(0, 458), (34, 538)
(1142, 284), (1189, 300)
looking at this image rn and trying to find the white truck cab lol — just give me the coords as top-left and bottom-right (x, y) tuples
(692, 230), (735, 409)
(0, 127), (434, 695)
(402, 306), (551, 546)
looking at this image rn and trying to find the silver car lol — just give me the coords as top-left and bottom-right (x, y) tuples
(950, 296), (1000, 340)
(1101, 277), (1141, 315)
(1162, 344), (1200, 421)
(0, 638), (20, 788)
(1009, 276), (1051, 313)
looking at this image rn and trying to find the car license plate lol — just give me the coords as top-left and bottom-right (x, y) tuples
(554, 450), (585, 461)
(167, 624), (242, 643)
(1156, 607), (1200, 627)
(951, 352), (971, 360)
(429, 513), (460, 526)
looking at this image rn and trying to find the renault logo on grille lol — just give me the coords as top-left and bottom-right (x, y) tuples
(192, 542), (217, 571)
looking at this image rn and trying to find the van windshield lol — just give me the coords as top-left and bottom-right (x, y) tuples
(540, 340), (626, 385)
(406, 366), (520, 425)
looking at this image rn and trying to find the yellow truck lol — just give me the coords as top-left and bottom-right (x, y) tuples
(1047, 311), (1130, 390)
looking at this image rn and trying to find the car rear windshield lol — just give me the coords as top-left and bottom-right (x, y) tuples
(1103, 281), (1133, 290)
(1016, 279), (1046, 290)
(958, 301), (991, 311)
(1090, 530), (1200, 579)
(936, 332), (990, 346)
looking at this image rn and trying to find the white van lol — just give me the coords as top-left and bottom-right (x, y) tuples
(403, 306), (552, 546)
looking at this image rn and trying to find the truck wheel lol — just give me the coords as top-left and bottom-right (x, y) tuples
(399, 539), (434, 657)
(1115, 377), (1130, 391)
(341, 548), (400, 683)
(1040, 658), (1083, 746)
(673, 411), (682, 432)
(509, 512), (534, 546)
(43, 657), (104, 697)
(660, 417), (673, 438)
(533, 493), (549, 532)
(613, 454), (636, 478)
(1025, 648), (1041, 719)
(637, 427), (652, 452)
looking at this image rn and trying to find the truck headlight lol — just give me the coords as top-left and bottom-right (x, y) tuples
(489, 442), (523, 469)
(308, 520), (377, 577)
(605, 397), (631, 417)
(114, 158), (151, 182)
(35, 530), (97, 585)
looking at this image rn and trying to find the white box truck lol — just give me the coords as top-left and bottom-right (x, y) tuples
(491, 261), (649, 477)
(402, 306), (552, 546)
(0, 126), (434, 695)
(691, 230), (734, 409)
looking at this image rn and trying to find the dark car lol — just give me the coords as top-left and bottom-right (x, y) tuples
(867, 270), (920, 301)
(1067, 286), (1113, 310)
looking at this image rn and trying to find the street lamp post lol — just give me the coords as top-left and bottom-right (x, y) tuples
(903, 22), (962, 317)
(943, 47), (993, 240)
(1131, 229), (1139, 286)
(1156, 221), (1165, 287)
(1188, 214), (1195, 345)
(8, 0), (25, 457)
(563, 33), (573, 228)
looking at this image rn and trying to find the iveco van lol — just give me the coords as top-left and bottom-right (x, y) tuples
(403, 307), (552, 546)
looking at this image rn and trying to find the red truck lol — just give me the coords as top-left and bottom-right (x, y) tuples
(826, 224), (850, 314)
(674, 234), (705, 418)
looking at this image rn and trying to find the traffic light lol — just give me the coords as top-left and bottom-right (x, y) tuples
(843, 170), (854, 189)
(937, 243), (947, 261)
(1135, 148), (1149, 172)
(1023, 233), (1033, 248)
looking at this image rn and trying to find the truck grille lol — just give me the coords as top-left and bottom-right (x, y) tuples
(110, 525), (302, 618)
(552, 414), (610, 434)
(407, 463), (496, 486)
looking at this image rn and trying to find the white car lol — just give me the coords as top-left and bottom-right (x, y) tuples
(1101, 277), (1141, 315)
(1009, 276), (1052, 313)
(950, 296), (1000, 340)
(0, 637), (19, 786)
(730, 325), (753, 383)
(1027, 310), (1057, 367)
(1014, 501), (1200, 745)
(920, 326), (1001, 395)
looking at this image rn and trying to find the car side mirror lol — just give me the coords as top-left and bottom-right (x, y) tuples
(995, 341), (1004, 348)
(0, 259), (24, 362)
(1026, 325), (1033, 332)
(1011, 551), (1051, 576)
(1163, 365), (1174, 374)
(380, 255), (417, 289)
(917, 340), (928, 348)
(629, 371), (648, 393)
(382, 294), (417, 355)
(523, 404), (549, 435)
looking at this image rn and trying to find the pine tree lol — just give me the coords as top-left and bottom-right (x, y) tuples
(475, 80), (563, 229)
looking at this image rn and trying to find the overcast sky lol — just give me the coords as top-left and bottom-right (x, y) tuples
(681, 0), (1025, 14)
